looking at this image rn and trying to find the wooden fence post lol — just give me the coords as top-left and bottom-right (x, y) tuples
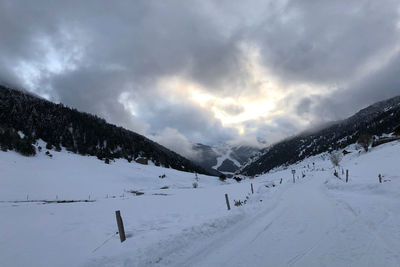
(379, 174), (382, 183)
(225, 194), (231, 210)
(115, 210), (126, 242)
(280, 178), (282, 184)
(251, 183), (254, 194)
(346, 169), (349, 183)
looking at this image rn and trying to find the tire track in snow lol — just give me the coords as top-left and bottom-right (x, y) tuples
(323, 180), (400, 267)
(174, 183), (292, 267)
(333, 198), (400, 266)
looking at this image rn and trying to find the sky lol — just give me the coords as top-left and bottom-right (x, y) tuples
(1, 0), (400, 158)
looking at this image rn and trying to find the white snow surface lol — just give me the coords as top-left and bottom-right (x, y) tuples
(1, 140), (400, 266)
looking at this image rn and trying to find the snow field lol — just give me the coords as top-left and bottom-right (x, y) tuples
(1, 140), (399, 266)
(0, 148), (279, 266)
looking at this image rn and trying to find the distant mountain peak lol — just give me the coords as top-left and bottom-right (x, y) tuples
(191, 142), (262, 175)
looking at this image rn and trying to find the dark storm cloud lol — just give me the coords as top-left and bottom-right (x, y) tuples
(1, 0), (400, 152)
(296, 98), (312, 116)
(47, 67), (150, 134)
(309, 52), (400, 121)
(250, 0), (400, 84)
(0, 0), (242, 142)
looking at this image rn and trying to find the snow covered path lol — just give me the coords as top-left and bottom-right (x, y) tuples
(175, 174), (400, 267)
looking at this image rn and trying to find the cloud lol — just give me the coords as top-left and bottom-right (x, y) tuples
(150, 127), (200, 160)
(216, 102), (245, 116)
(249, 0), (400, 85)
(296, 97), (312, 116)
(308, 52), (400, 121)
(1, 0), (400, 153)
(226, 135), (266, 149)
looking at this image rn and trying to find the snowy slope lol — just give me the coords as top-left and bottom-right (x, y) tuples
(0, 144), (220, 201)
(1, 140), (400, 266)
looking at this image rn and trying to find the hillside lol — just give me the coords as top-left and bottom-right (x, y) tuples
(241, 95), (400, 176)
(0, 85), (208, 174)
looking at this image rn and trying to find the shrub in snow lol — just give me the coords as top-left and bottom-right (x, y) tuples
(329, 151), (342, 167)
(233, 176), (242, 182)
(159, 174), (166, 179)
(234, 200), (243, 206)
(192, 182), (198, 188)
(219, 174), (227, 182)
(234, 199), (248, 206)
(15, 139), (36, 156)
(358, 133), (373, 152)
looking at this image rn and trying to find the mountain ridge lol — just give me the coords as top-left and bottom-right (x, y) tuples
(0, 85), (209, 175)
(240, 95), (400, 176)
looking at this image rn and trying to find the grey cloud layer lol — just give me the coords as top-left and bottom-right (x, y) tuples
(1, 0), (400, 152)
(250, 0), (400, 84)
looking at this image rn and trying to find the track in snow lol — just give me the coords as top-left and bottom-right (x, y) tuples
(174, 175), (400, 267)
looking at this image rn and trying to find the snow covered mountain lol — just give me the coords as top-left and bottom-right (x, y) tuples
(0, 85), (208, 174)
(241, 95), (400, 176)
(192, 143), (261, 176)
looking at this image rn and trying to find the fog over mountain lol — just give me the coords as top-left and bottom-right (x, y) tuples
(1, 0), (400, 157)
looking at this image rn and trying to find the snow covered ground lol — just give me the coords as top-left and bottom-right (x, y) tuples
(1, 141), (400, 266)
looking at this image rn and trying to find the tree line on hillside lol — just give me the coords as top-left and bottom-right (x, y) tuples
(0, 85), (208, 174)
